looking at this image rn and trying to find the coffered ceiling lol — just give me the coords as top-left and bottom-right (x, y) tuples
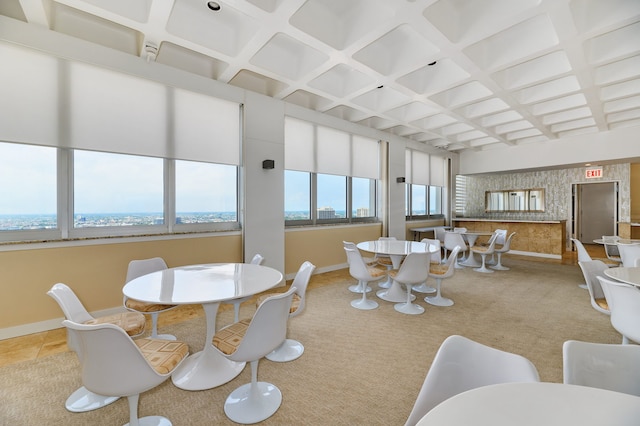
(2, 0), (640, 153)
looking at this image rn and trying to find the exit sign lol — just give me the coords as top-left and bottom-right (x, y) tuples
(585, 167), (603, 179)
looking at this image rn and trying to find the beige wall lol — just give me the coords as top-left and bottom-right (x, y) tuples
(1, 234), (242, 330)
(285, 224), (382, 275)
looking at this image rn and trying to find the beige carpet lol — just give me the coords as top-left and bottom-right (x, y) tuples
(0, 257), (620, 425)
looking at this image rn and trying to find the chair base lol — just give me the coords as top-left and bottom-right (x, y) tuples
(224, 381), (282, 424)
(394, 302), (424, 315)
(351, 298), (378, 310)
(412, 283), (436, 294)
(65, 386), (119, 413)
(490, 264), (510, 271)
(425, 295), (454, 307)
(377, 283), (415, 303)
(348, 283), (372, 293)
(473, 265), (494, 273)
(265, 338), (304, 362)
(578, 284), (588, 289)
(125, 415), (173, 426)
(152, 333), (177, 340)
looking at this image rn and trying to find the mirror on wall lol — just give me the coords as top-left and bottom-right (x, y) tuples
(485, 188), (545, 212)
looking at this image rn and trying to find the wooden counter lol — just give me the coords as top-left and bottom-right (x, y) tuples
(453, 218), (566, 258)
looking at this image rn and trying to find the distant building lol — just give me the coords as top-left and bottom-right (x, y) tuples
(317, 206), (336, 219)
(356, 207), (369, 217)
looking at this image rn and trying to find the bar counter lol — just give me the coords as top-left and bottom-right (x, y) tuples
(453, 218), (567, 258)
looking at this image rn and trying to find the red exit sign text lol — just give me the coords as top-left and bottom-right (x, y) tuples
(585, 167), (603, 179)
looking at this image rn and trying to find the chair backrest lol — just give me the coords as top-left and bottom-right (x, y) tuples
(577, 260), (610, 314)
(249, 253), (265, 265)
(482, 232), (499, 253)
(563, 340), (640, 397)
(444, 231), (466, 252)
(434, 227), (447, 244)
(228, 287), (296, 362)
(393, 252), (431, 285)
(62, 320), (172, 396)
(494, 229), (508, 245)
(404, 335), (540, 426)
(597, 276), (640, 344)
(343, 241), (357, 264)
(47, 283), (93, 324)
(571, 238), (592, 262)
(289, 261), (316, 317)
(617, 243), (640, 267)
(378, 236), (396, 241)
(126, 257), (168, 283)
(345, 247), (374, 281)
(420, 238), (442, 264)
(453, 227), (467, 233)
(495, 232), (516, 253)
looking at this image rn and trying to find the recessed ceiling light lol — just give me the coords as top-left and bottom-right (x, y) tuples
(207, 2), (221, 11)
(585, 163), (591, 166)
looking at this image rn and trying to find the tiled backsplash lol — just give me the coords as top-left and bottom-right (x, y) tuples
(460, 164), (630, 222)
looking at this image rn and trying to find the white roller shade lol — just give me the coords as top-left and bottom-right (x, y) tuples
(411, 150), (430, 185)
(352, 135), (379, 179)
(284, 117), (315, 172)
(317, 126), (349, 175)
(430, 155), (446, 187)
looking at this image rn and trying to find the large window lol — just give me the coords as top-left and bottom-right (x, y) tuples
(405, 149), (446, 220)
(284, 118), (380, 225)
(0, 42), (241, 243)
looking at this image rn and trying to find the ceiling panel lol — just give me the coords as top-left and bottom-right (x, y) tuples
(3, 0), (640, 152)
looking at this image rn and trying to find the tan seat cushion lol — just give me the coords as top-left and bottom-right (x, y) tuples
(376, 257), (393, 266)
(135, 338), (189, 374)
(212, 319), (251, 355)
(471, 245), (492, 254)
(85, 312), (146, 336)
(368, 264), (388, 278)
(429, 264), (449, 275)
(125, 298), (177, 313)
(256, 292), (301, 314)
(595, 298), (609, 311)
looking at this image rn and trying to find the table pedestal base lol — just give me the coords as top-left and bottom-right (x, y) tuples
(377, 281), (415, 303)
(172, 349), (245, 391)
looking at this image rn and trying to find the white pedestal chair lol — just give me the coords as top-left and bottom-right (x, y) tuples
(444, 231), (468, 269)
(388, 251), (431, 315)
(124, 257), (177, 340)
(212, 287), (296, 424)
(62, 319), (188, 426)
(343, 241), (375, 293)
(563, 340), (640, 397)
(486, 229), (507, 265)
(577, 260), (610, 315)
(617, 242), (640, 267)
(344, 247), (387, 310)
(571, 239), (617, 289)
(412, 238), (439, 294)
(404, 335), (540, 426)
(222, 254), (265, 324)
(491, 231), (515, 271)
(425, 246), (461, 307)
(47, 283), (146, 413)
(375, 236), (397, 289)
(597, 276), (640, 344)
(602, 235), (622, 263)
(470, 232), (498, 273)
(256, 261), (316, 362)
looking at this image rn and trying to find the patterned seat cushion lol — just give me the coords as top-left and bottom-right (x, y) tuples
(212, 319), (251, 355)
(135, 338), (189, 374)
(85, 312), (146, 336)
(376, 257), (393, 266)
(256, 292), (301, 314)
(125, 298), (177, 313)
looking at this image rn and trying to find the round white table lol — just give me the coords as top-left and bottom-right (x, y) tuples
(604, 266), (640, 287)
(416, 382), (640, 426)
(356, 240), (432, 303)
(122, 263), (283, 391)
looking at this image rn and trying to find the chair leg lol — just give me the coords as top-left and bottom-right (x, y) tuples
(125, 393), (171, 426)
(150, 312), (176, 341)
(623, 335), (630, 345)
(490, 252), (510, 271)
(348, 280), (372, 293)
(224, 360), (282, 424)
(474, 253), (494, 273)
(425, 279), (454, 307)
(394, 283), (424, 315)
(233, 302), (241, 323)
(351, 280), (378, 310)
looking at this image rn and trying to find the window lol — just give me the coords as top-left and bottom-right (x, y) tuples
(73, 151), (164, 229)
(284, 117), (379, 225)
(175, 160), (238, 225)
(405, 149), (446, 220)
(0, 142), (57, 231)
